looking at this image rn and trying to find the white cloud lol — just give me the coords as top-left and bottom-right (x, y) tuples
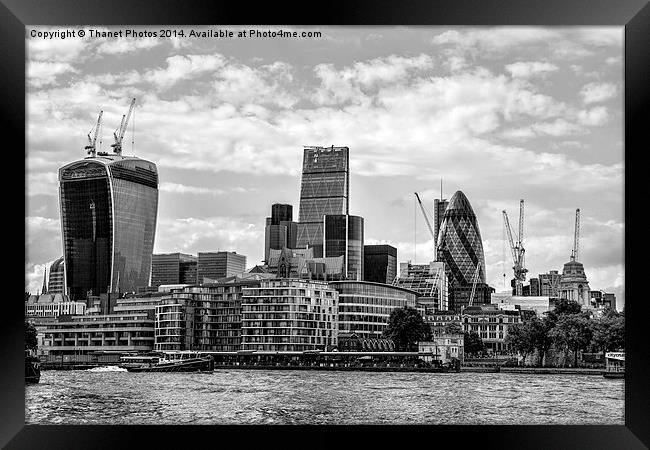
(28, 61), (78, 88)
(505, 61), (558, 78)
(580, 82), (618, 104)
(577, 106), (610, 126)
(159, 182), (250, 196)
(145, 54), (227, 89)
(96, 37), (160, 55)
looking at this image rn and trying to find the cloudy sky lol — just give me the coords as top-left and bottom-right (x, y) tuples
(25, 26), (624, 308)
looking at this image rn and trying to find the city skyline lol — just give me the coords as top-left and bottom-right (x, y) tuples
(26, 26), (624, 308)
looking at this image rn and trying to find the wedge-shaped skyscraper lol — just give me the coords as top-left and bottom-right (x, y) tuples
(59, 154), (158, 300)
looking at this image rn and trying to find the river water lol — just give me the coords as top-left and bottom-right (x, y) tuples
(25, 368), (624, 425)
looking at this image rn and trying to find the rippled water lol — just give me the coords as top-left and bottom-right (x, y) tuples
(25, 369), (624, 425)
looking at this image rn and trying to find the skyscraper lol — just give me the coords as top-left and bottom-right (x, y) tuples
(47, 256), (65, 294)
(264, 203), (297, 263)
(59, 154), (158, 300)
(197, 252), (247, 283)
(324, 215), (364, 281)
(297, 146), (349, 258)
(434, 198), (448, 248)
(364, 245), (397, 284)
(151, 253), (198, 287)
(436, 191), (489, 311)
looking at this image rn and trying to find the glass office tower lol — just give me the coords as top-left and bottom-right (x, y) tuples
(436, 190), (486, 286)
(297, 146), (349, 258)
(59, 155), (158, 300)
(324, 214), (364, 281)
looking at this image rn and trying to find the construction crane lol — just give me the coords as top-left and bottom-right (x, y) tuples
(111, 97), (136, 155)
(570, 208), (580, 261)
(414, 192), (435, 239)
(503, 199), (528, 296)
(84, 110), (103, 156)
(468, 261), (482, 307)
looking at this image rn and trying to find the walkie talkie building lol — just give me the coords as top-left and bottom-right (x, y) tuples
(58, 155), (158, 300)
(296, 146), (349, 258)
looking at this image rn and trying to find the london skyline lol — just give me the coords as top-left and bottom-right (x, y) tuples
(25, 26), (624, 307)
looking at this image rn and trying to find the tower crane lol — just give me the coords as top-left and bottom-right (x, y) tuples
(84, 110), (103, 156)
(111, 97), (136, 155)
(570, 208), (580, 262)
(503, 199), (528, 296)
(414, 192), (435, 239)
(468, 261), (482, 307)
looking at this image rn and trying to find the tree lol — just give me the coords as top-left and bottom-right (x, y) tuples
(463, 331), (486, 356)
(549, 298), (582, 319)
(548, 313), (592, 367)
(25, 320), (38, 351)
(590, 309), (625, 352)
(505, 322), (534, 364)
(382, 306), (432, 351)
(443, 322), (463, 335)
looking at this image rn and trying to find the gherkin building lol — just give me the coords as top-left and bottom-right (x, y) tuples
(436, 190), (486, 286)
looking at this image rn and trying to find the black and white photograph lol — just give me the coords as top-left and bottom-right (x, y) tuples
(23, 23), (629, 428)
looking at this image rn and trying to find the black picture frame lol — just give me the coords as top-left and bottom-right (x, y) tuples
(6, 0), (648, 448)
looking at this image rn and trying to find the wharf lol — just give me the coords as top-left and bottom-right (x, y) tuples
(213, 364), (451, 373)
(500, 367), (604, 375)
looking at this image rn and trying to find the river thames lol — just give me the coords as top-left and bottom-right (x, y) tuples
(25, 368), (624, 425)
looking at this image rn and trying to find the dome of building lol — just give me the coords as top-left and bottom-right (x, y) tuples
(49, 256), (64, 273)
(436, 190), (486, 285)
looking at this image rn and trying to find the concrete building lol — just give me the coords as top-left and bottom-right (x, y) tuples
(559, 259), (591, 308)
(25, 293), (86, 318)
(59, 153), (158, 300)
(528, 278), (541, 296)
(47, 257), (65, 294)
(423, 310), (462, 335)
(40, 312), (155, 355)
(589, 290), (617, 311)
(296, 146), (350, 257)
(241, 279), (339, 351)
(539, 270), (561, 297)
(337, 332), (396, 351)
(462, 304), (522, 352)
(154, 274), (272, 352)
(264, 203), (298, 264)
(197, 251), (246, 284)
(419, 333), (464, 364)
(491, 291), (551, 317)
(393, 261), (448, 312)
(363, 245), (397, 284)
(266, 247), (346, 281)
(329, 280), (420, 340)
(323, 214), (364, 281)
(151, 253), (198, 287)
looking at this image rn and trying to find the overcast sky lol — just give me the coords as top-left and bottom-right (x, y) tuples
(25, 26), (624, 308)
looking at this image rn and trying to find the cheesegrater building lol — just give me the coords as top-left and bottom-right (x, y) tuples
(297, 146), (349, 258)
(59, 154), (158, 300)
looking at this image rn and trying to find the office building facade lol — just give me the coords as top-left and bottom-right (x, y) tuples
(264, 203), (298, 263)
(59, 155), (158, 300)
(363, 245), (397, 284)
(197, 251), (246, 283)
(47, 257), (65, 294)
(241, 279), (339, 351)
(539, 270), (561, 297)
(297, 146), (349, 257)
(462, 304), (522, 352)
(433, 198), (449, 248)
(393, 261), (448, 312)
(323, 214), (364, 280)
(151, 253), (197, 287)
(329, 280), (419, 339)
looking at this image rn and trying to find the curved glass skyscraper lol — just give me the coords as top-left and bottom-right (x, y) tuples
(59, 155), (158, 299)
(436, 190), (486, 286)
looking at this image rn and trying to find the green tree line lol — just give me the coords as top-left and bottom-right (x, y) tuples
(505, 299), (624, 367)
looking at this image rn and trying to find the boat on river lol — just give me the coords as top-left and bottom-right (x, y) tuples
(602, 351), (624, 379)
(120, 351), (214, 373)
(25, 350), (41, 383)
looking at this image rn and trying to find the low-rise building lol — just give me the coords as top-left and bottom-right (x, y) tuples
(40, 312), (155, 355)
(337, 332), (395, 351)
(25, 293), (86, 318)
(329, 280), (420, 340)
(424, 310), (462, 335)
(490, 291), (551, 317)
(462, 304), (522, 352)
(241, 279), (339, 351)
(418, 333), (464, 364)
